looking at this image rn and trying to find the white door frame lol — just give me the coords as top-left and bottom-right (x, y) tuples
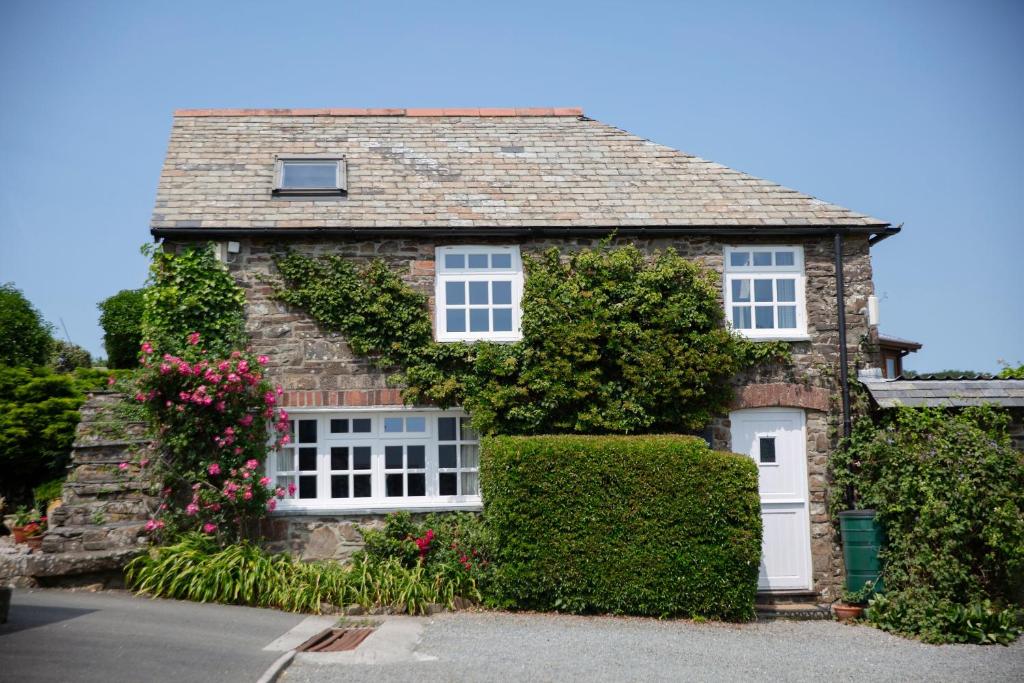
(730, 408), (813, 592)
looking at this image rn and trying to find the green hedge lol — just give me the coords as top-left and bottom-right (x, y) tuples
(481, 435), (762, 620)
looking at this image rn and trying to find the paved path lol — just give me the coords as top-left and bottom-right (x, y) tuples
(0, 588), (305, 683)
(282, 611), (1024, 683)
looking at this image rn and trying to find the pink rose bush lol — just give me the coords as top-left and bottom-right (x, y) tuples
(134, 333), (290, 540)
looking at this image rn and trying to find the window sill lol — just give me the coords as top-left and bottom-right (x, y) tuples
(269, 501), (483, 516)
(736, 334), (811, 343)
(271, 188), (347, 197)
(434, 336), (523, 344)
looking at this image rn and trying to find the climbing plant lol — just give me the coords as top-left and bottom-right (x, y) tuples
(274, 244), (788, 435)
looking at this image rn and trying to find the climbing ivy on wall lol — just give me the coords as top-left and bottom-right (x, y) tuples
(274, 244), (788, 435)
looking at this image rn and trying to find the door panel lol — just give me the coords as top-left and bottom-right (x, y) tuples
(730, 408), (812, 591)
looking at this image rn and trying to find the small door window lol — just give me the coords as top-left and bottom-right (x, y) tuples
(759, 436), (777, 464)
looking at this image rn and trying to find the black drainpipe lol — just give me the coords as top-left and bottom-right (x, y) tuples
(834, 231), (854, 507)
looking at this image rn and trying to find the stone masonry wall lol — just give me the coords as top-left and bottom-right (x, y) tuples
(166, 233), (878, 599)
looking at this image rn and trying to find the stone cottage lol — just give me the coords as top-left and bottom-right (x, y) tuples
(150, 107), (900, 601)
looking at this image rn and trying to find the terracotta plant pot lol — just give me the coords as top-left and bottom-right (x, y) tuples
(25, 535), (43, 551)
(833, 604), (865, 622)
(11, 526), (28, 544)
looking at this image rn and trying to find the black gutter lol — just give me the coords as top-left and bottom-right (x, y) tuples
(868, 223), (902, 245)
(151, 224), (893, 240)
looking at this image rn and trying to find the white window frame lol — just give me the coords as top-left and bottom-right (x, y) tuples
(724, 246), (808, 340)
(266, 409), (482, 513)
(434, 245), (524, 342)
(272, 156), (347, 196)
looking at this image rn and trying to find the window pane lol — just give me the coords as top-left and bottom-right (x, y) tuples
(468, 281), (489, 305)
(776, 279), (796, 302)
(353, 474), (372, 497)
(469, 308), (489, 332)
(330, 447), (348, 471)
(353, 446), (371, 470)
(386, 474), (403, 497)
(493, 308), (513, 332)
(439, 472), (458, 495)
(384, 417), (403, 433)
(445, 281), (465, 305)
(753, 251), (772, 266)
(468, 254), (488, 268)
(439, 444), (457, 469)
(331, 475), (349, 498)
(729, 251), (750, 267)
(281, 162), (336, 188)
(491, 253), (512, 268)
(492, 280), (512, 305)
(731, 279), (750, 303)
(352, 419), (371, 433)
(330, 418), (348, 434)
(438, 417), (457, 442)
(461, 472), (479, 496)
(775, 251), (795, 266)
(460, 418), (478, 441)
(886, 358), (896, 378)
(408, 473), (426, 497)
(299, 447), (317, 471)
(732, 306), (751, 329)
(755, 306), (775, 329)
(754, 279), (773, 302)
(298, 475), (317, 498)
(759, 437), (777, 464)
(777, 305), (797, 329)
(276, 450), (294, 471)
(461, 443), (480, 469)
(385, 446), (403, 469)
(446, 308), (466, 332)
(407, 445), (426, 469)
(276, 475), (295, 492)
(406, 417), (426, 432)
(298, 420), (317, 443)
(444, 254), (464, 269)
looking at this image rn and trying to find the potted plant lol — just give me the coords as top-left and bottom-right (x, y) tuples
(834, 580), (875, 622)
(23, 515), (45, 551)
(10, 507), (43, 545)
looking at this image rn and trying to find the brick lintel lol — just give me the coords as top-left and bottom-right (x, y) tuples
(732, 383), (830, 413)
(280, 389), (405, 409)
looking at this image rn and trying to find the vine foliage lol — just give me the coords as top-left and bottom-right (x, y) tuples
(274, 244), (788, 435)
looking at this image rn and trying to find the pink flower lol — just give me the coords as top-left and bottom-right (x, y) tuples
(257, 355), (269, 365)
(140, 459), (150, 468)
(264, 391), (277, 406)
(208, 463), (221, 476)
(187, 332), (201, 346)
(238, 414), (254, 427)
(145, 519), (164, 532)
(185, 502), (199, 516)
(287, 482), (297, 496)
(141, 342), (154, 354)
(118, 462), (129, 471)
(238, 360), (249, 373)
(160, 363), (172, 375)
(259, 476), (271, 486)
(266, 499), (277, 512)
(279, 434), (291, 445)
(107, 376), (116, 386)
(275, 487), (285, 499)
(243, 489), (253, 500)
(245, 459), (259, 470)
(202, 523), (217, 534)
(135, 393), (145, 403)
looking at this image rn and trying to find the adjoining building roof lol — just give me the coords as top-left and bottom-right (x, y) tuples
(861, 377), (1024, 408)
(877, 334), (923, 352)
(150, 108), (891, 235)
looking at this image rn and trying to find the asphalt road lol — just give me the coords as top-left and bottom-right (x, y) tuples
(283, 611), (1024, 683)
(0, 588), (305, 683)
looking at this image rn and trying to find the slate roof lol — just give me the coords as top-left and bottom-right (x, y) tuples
(150, 108), (890, 233)
(862, 378), (1024, 408)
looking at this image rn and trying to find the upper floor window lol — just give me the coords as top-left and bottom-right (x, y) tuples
(724, 246), (807, 339)
(273, 157), (346, 196)
(435, 246), (524, 342)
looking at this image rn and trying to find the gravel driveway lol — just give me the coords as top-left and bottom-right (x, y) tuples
(282, 611), (1024, 683)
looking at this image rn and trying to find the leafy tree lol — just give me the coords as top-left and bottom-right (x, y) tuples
(997, 362), (1024, 379)
(49, 339), (92, 373)
(98, 288), (146, 368)
(0, 282), (53, 367)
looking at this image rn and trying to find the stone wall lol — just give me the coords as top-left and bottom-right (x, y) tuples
(165, 233), (878, 600)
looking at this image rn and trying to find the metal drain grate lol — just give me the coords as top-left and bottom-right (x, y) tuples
(296, 627), (376, 652)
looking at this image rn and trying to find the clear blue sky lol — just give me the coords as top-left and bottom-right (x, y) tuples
(2, 0), (1021, 372)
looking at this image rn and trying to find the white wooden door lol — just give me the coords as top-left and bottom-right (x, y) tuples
(729, 408), (812, 591)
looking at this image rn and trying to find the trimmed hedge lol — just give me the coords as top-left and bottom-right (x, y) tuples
(481, 435), (762, 620)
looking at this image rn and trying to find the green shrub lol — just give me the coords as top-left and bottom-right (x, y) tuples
(33, 477), (65, 510)
(141, 244), (246, 356)
(126, 532), (481, 615)
(49, 339), (92, 373)
(481, 435), (762, 619)
(98, 288), (146, 369)
(0, 282), (53, 367)
(832, 406), (1024, 644)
